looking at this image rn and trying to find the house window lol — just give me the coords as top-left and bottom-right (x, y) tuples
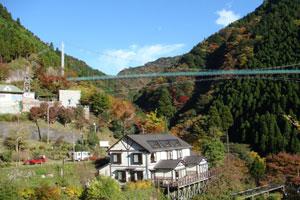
(167, 151), (173, 160)
(111, 153), (121, 164)
(177, 150), (182, 159)
(150, 153), (156, 163)
(116, 171), (126, 182)
(132, 153), (143, 164)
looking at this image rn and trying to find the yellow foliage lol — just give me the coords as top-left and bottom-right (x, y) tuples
(19, 188), (35, 200)
(125, 180), (153, 191)
(143, 111), (166, 133)
(64, 186), (83, 199)
(248, 151), (265, 163)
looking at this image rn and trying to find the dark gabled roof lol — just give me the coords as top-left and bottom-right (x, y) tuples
(154, 159), (184, 170)
(126, 134), (192, 153)
(183, 155), (206, 166)
(154, 155), (207, 170)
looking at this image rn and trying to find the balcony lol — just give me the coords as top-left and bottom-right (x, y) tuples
(153, 171), (210, 188)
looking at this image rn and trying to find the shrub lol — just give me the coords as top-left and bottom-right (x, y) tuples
(34, 184), (62, 200)
(123, 181), (166, 200)
(124, 180), (153, 190)
(19, 188), (35, 200)
(64, 185), (83, 199)
(0, 151), (12, 162)
(82, 176), (122, 200)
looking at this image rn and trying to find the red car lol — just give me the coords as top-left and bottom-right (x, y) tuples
(24, 155), (47, 165)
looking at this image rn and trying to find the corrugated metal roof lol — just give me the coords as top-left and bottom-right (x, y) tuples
(0, 85), (23, 93)
(126, 134), (192, 153)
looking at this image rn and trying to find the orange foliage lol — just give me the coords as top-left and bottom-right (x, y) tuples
(110, 98), (135, 121)
(135, 111), (166, 134)
(265, 152), (300, 185)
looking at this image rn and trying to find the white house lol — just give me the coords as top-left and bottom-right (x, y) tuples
(59, 90), (81, 108)
(99, 134), (209, 186)
(0, 84), (23, 114)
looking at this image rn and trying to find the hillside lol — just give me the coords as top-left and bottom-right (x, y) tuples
(112, 56), (180, 98)
(0, 4), (104, 78)
(134, 0), (300, 155)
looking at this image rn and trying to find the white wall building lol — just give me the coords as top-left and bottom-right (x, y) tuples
(0, 85), (23, 114)
(59, 90), (81, 108)
(99, 134), (209, 185)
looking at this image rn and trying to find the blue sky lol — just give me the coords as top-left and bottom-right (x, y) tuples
(1, 0), (262, 75)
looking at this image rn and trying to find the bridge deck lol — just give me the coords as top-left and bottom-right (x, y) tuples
(68, 69), (300, 81)
(232, 184), (285, 199)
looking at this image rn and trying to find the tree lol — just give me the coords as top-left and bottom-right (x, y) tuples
(110, 98), (135, 136)
(249, 152), (266, 185)
(74, 106), (88, 130)
(207, 106), (222, 129)
(156, 87), (176, 119)
(29, 107), (43, 141)
(0, 63), (9, 81)
(82, 177), (122, 200)
(265, 152), (300, 185)
(136, 111), (166, 134)
(16, 17), (21, 25)
(87, 130), (99, 147)
(91, 93), (110, 116)
(58, 107), (74, 126)
(201, 138), (225, 167)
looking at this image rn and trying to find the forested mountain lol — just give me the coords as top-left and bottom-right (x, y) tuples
(0, 4), (103, 77)
(134, 0), (300, 155)
(114, 56), (181, 98)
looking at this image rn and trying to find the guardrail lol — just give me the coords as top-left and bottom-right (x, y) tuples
(153, 171), (210, 188)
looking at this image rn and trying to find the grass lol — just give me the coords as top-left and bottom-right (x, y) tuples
(0, 161), (96, 189)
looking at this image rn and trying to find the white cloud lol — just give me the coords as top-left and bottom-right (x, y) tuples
(216, 9), (240, 27)
(97, 43), (184, 75)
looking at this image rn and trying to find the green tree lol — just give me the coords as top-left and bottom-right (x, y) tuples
(207, 106), (222, 129)
(87, 130), (99, 147)
(157, 87), (176, 119)
(250, 157), (266, 185)
(91, 93), (110, 116)
(201, 138), (225, 167)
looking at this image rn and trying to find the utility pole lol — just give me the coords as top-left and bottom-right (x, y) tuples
(61, 42), (64, 76)
(47, 103), (54, 144)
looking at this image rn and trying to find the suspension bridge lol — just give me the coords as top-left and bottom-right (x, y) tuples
(67, 67), (300, 81)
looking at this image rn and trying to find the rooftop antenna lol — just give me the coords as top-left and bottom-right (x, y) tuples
(61, 42), (65, 76)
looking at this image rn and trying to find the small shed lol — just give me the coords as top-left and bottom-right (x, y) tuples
(59, 90), (81, 108)
(0, 84), (23, 114)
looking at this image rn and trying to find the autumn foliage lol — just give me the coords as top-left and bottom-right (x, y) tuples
(38, 72), (70, 94)
(265, 152), (300, 185)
